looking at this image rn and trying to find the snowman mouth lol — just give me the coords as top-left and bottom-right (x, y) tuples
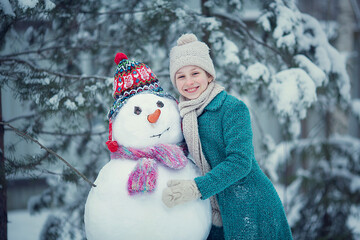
(150, 127), (170, 138)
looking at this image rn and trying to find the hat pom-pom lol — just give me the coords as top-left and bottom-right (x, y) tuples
(106, 140), (119, 152)
(114, 52), (128, 65)
(177, 33), (198, 46)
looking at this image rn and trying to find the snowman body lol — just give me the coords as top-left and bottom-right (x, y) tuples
(84, 93), (212, 240)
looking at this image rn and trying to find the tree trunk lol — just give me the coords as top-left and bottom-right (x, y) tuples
(0, 88), (7, 240)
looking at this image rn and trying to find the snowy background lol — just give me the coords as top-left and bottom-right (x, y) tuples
(1, 0), (360, 239)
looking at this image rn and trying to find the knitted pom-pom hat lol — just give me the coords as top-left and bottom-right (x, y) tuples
(169, 33), (216, 87)
(106, 52), (175, 152)
(108, 53), (164, 120)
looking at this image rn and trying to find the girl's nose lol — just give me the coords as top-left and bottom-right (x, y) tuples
(147, 109), (161, 123)
(185, 77), (195, 85)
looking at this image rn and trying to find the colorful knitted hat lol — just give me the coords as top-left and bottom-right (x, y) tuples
(106, 52), (175, 152)
(169, 33), (216, 87)
(108, 52), (164, 120)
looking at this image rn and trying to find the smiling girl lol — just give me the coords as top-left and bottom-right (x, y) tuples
(162, 33), (293, 240)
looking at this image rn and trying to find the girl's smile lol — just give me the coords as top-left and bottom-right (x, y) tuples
(175, 65), (213, 100)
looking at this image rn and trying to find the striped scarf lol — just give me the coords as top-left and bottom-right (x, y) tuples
(111, 143), (188, 195)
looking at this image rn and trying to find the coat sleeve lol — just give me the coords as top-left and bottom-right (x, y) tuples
(194, 98), (254, 200)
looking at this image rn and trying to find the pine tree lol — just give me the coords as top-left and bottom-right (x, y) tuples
(1, 0), (359, 239)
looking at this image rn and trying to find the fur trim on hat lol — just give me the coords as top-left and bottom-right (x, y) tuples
(169, 33), (216, 88)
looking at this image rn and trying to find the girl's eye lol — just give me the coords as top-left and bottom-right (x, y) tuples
(177, 75), (184, 79)
(192, 72), (199, 76)
(156, 101), (164, 108)
(134, 106), (142, 115)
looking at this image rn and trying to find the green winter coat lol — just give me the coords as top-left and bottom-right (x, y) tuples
(194, 91), (293, 240)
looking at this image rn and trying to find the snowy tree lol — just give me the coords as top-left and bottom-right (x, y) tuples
(1, 0), (359, 239)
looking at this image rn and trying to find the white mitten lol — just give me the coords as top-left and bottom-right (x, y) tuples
(162, 180), (201, 208)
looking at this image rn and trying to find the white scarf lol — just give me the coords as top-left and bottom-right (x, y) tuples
(179, 81), (225, 227)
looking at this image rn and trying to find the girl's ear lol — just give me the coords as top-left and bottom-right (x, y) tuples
(208, 76), (214, 83)
(206, 72), (213, 83)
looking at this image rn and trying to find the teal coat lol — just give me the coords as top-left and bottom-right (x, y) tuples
(194, 91), (293, 240)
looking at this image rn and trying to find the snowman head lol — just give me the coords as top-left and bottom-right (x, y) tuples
(111, 93), (183, 148)
(106, 52), (183, 151)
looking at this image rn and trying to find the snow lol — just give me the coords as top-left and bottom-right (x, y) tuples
(75, 93), (85, 106)
(351, 99), (360, 120)
(18, 0), (39, 10)
(293, 54), (327, 87)
(199, 17), (221, 32)
(268, 68), (317, 135)
(64, 99), (77, 111)
(8, 209), (52, 240)
(44, 0), (55, 10)
(347, 206), (360, 238)
(48, 90), (65, 110)
(245, 62), (270, 83)
(272, 4), (300, 51)
(223, 38), (240, 64)
(259, 2), (351, 104)
(0, 0), (15, 16)
(299, 14), (351, 103)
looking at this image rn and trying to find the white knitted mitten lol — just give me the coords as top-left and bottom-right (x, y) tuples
(162, 180), (201, 208)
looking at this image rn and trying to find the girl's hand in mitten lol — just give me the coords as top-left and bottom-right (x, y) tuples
(162, 180), (201, 208)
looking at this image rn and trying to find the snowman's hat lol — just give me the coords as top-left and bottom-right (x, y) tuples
(106, 52), (175, 152)
(108, 53), (165, 120)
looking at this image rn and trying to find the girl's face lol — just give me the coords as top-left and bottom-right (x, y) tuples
(175, 65), (213, 100)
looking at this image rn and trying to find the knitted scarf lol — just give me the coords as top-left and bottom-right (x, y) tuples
(111, 143), (188, 195)
(179, 81), (225, 227)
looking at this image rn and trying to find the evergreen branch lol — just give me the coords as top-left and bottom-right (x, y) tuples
(5, 114), (36, 123)
(0, 45), (88, 58)
(4, 128), (107, 137)
(211, 12), (289, 65)
(37, 130), (106, 137)
(0, 121), (96, 187)
(0, 58), (109, 81)
(79, 9), (150, 15)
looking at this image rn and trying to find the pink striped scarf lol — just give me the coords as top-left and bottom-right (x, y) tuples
(111, 143), (188, 195)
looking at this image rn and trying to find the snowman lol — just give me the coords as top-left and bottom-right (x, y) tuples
(84, 53), (212, 240)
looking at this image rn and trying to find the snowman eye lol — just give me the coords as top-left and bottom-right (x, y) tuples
(156, 101), (164, 108)
(134, 106), (142, 115)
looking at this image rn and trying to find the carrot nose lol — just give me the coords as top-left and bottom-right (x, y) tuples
(147, 109), (161, 123)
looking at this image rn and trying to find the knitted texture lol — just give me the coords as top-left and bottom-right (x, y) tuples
(111, 144), (188, 195)
(128, 158), (158, 195)
(194, 91), (293, 240)
(112, 53), (160, 100)
(108, 52), (171, 120)
(178, 81), (224, 226)
(169, 33), (216, 87)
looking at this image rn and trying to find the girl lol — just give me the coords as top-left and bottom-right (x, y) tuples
(162, 33), (293, 240)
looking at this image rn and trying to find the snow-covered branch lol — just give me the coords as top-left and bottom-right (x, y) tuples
(0, 121), (96, 187)
(0, 58), (108, 81)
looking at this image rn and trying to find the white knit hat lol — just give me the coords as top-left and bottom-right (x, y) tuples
(169, 33), (216, 87)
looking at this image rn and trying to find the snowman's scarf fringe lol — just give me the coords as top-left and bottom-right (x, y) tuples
(110, 143), (188, 195)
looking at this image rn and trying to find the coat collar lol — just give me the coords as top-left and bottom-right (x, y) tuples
(204, 90), (227, 111)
